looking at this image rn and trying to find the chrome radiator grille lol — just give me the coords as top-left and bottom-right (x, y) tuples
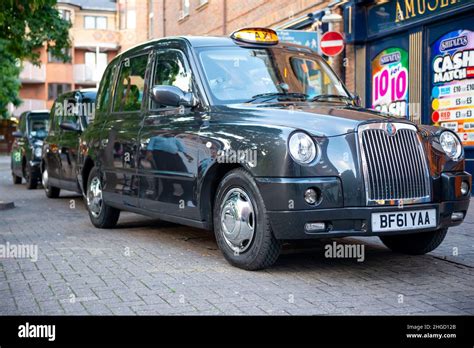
(359, 123), (431, 204)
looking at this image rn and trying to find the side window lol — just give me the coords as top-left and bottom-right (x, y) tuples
(113, 54), (149, 112)
(96, 64), (116, 114)
(151, 50), (191, 109)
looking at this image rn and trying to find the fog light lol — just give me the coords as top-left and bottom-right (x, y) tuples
(451, 212), (464, 221)
(304, 188), (318, 205)
(305, 222), (326, 232)
(461, 181), (470, 196)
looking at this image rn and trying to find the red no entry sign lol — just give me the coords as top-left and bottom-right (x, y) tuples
(320, 31), (345, 56)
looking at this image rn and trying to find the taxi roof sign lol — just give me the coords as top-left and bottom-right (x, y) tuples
(230, 28), (279, 45)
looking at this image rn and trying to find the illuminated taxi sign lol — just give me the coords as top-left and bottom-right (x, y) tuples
(230, 28), (279, 45)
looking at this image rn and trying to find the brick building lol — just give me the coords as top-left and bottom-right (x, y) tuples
(119, 0), (353, 91)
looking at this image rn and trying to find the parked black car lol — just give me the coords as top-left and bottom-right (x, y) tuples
(11, 110), (50, 189)
(41, 89), (97, 198)
(80, 28), (471, 270)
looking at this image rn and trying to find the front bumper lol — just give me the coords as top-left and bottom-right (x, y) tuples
(256, 172), (471, 240)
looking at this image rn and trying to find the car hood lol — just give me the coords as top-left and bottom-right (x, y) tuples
(213, 102), (415, 137)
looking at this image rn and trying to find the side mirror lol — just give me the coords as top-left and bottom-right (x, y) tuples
(12, 131), (23, 138)
(151, 85), (197, 108)
(351, 93), (361, 107)
(60, 121), (81, 133)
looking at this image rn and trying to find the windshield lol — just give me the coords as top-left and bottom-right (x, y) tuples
(198, 46), (349, 104)
(28, 114), (49, 139)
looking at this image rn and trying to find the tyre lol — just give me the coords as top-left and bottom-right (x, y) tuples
(380, 228), (448, 255)
(12, 172), (22, 184)
(24, 163), (37, 190)
(42, 166), (60, 198)
(213, 168), (281, 270)
(86, 166), (120, 228)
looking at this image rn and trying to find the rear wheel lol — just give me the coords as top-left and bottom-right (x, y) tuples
(12, 172), (21, 184)
(86, 166), (120, 228)
(380, 228), (448, 255)
(42, 166), (60, 198)
(213, 168), (281, 270)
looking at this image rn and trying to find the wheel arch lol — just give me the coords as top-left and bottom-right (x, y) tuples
(198, 162), (245, 230)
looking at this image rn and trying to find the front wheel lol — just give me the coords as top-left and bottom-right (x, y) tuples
(380, 228), (448, 255)
(24, 163), (37, 190)
(42, 166), (60, 198)
(86, 167), (120, 228)
(213, 168), (281, 270)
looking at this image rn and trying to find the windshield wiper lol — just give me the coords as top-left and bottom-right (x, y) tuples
(310, 94), (353, 104)
(247, 92), (308, 103)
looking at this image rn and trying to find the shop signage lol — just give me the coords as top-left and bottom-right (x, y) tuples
(276, 30), (318, 51)
(367, 0), (468, 36)
(371, 47), (409, 117)
(431, 29), (474, 147)
(319, 31), (345, 56)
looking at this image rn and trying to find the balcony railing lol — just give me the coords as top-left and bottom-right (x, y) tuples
(12, 99), (47, 116)
(20, 62), (46, 83)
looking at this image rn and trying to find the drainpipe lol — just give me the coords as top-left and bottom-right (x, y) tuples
(223, 0), (227, 35)
(163, 0), (166, 37)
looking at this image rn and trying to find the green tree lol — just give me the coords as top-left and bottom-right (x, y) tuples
(0, 0), (71, 118)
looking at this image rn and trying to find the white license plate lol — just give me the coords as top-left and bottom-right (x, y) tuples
(372, 209), (437, 232)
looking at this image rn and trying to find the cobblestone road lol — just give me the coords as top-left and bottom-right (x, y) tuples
(0, 156), (473, 315)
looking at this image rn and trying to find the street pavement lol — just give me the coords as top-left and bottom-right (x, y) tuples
(0, 155), (473, 315)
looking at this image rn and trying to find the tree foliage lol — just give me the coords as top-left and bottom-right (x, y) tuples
(0, 0), (72, 118)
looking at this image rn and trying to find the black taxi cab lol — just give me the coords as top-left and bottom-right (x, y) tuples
(80, 28), (471, 270)
(41, 89), (97, 198)
(11, 110), (50, 189)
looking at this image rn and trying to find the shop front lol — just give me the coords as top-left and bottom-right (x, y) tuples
(344, 0), (474, 175)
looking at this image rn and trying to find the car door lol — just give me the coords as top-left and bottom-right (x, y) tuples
(43, 101), (63, 188)
(137, 48), (203, 220)
(100, 52), (152, 208)
(59, 92), (83, 192)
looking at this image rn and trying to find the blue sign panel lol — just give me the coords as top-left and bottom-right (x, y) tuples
(276, 30), (319, 51)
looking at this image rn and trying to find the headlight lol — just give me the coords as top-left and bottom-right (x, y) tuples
(34, 147), (42, 158)
(288, 132), (317, 164)
(439, 131), (462, 160)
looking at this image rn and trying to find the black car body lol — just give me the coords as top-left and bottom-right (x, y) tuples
(80, 29), (471, 270)
(11, 110), (50, 189)
(41, 89), (97, 198)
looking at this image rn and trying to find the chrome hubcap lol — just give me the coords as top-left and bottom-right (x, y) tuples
(220, 188), (255, 253)
(42, 169), (48, 189)
(87, 176), (103, 218)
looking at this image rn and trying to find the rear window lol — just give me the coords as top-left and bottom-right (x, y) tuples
(28, 114), (49, 138)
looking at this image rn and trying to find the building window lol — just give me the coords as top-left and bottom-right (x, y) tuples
(84, 16), (107, 29)
(58, 9), (71, 21)
(119, 0), (136, 29)
(48, 83), (71, 100)
(180, 0), (190, 19)
(48, 49), (71, 63)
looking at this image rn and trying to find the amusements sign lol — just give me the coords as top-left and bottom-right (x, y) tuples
(371, 48), (409, 117)
(431, 29), (474, 147)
